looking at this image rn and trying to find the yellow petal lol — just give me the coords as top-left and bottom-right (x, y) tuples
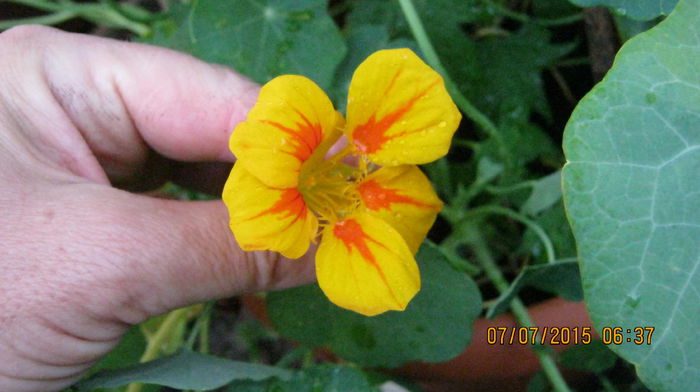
(345, 48), (461, 166)
(316, 212), (420, 316)
(231, 75), (340, 188)
(357, 165), (442, 254)
(223, 162), (318, 259)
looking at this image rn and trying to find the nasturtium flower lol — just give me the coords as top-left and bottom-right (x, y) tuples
(223, 48), (460, 316)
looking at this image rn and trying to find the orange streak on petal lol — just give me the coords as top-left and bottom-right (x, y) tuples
(358, 179), (434, 211)
(294, 108), (324, 149)
(248, 188), (308, 224)
(261, 112), (323, 161)
(333, 219), (381, 267)
(332, 218), (403, 307)
(351, 80), (440, 154)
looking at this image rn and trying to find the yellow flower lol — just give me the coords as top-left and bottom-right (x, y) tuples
(223, 49), (461, 316)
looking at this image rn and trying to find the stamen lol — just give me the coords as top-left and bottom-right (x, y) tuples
(298, 155), (362, 222)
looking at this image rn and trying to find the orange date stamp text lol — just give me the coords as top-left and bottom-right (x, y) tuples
(486, 326), (655, 345)
(486, 326), (593, 345)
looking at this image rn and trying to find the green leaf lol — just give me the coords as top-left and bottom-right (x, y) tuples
(562, 0), (700, 390)
(146, 0), (346, 89)
(470, 24), (576, 122)
(520, 171), (563, 217)
(525, 371), (550, 392)
(345, 0), (410, 37)
(267, 242), (482, 367)
(89, 327), (146, 373)
(479, 121), (560, 183)
(225, 365), (378, 392)
(413, 0), (496, 87)
(560, 340), (618, 373)
(74, 350), (291, 391)
(84, 327), (159, 392)
(476, 156), (505, 185)
(613, 14), (662, 42)
(486, 260), (583, 318)
(567, 0), (678, 20)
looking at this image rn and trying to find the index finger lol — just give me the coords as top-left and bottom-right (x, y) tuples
(7, 26), (259, 169)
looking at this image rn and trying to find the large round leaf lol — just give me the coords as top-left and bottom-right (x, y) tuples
(267, 242), (482, 367)
(562, 0), (700, 390)
(146, 0), (346, 89)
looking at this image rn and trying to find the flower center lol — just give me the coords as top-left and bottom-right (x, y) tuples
(299, 154), (360, 222)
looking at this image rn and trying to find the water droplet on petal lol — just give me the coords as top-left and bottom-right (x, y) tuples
(438, 121), (447, 128)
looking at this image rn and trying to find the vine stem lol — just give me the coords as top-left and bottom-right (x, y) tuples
(397, 0), (506, 155)
(2, 0), (151, 37)
(126, 308), (190, 392)
(458, 205), (557, 264)
(3, 0), (61, 12)
(185, 301), (214, 352)
(468, 228), (572, 392)
(0, 10), (76, 29)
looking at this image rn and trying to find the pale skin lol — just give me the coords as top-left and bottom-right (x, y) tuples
(0, 25), (316, 392)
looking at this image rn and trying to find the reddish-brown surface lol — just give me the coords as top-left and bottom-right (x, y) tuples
(395, 298), (595, 391)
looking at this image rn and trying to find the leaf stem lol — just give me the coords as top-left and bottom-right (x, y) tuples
(484, 180), (536, 195)
(455, 205), (557, 263)
(1, 0), (152, 37)
(185, 301), (214, 352)
(397, 0), (504, 150)
(467, 227), (571, 392)
(0, 10), (76, 29)
(438, 230), (482, 276)
(127, 308), (190, 392)
(2, 0), (61, 12)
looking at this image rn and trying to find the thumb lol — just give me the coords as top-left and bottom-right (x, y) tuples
(91, 189), (317, 318)
(14, 182), (316, 327)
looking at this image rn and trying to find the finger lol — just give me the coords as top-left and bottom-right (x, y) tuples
(0, 25), (259, 182)
(19, 185), (316, 322)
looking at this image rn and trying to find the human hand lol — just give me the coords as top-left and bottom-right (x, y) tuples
(0, 25), (315, 392)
